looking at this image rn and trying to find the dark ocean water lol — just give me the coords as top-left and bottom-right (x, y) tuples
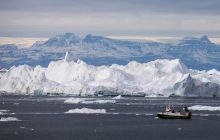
(0, 95), (220, 140)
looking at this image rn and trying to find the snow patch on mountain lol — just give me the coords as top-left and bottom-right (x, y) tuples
(41, 33), (81, 47)
(178, 35), (213, 46)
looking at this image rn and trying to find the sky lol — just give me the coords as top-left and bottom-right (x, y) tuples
(0, 0), (220, 37)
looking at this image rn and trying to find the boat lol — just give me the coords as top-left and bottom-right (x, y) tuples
(157, 106), (191, 119)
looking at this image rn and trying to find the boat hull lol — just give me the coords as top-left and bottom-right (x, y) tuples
(157, 112), (191, 119)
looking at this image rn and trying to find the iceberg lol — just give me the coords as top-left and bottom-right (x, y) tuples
(81, 99), (116, 104)
(0, 52), (220, 97)
(0, 117), (19, 121)
(64, 98), (84, 104)
(64, 97), (116, 104)
(65, 108), (106, 114)
(0, 110), (8, 115)
(188, 105), (220, 111)
(112, 95), (122, 99)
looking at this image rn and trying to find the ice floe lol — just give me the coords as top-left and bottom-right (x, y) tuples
(82, 99), (116, 104)
(189, 105), (220, 111)
(64, 98), (84, 104)
(65, 108), (106, 114)
(0, 110), (9, 115)
(112, 95), (122, 99)
(64, 98), (116, 104)
(0, 117), (19, 121)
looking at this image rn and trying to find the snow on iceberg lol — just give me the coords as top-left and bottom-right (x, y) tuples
(188, 105), (220, 111)
(0, 117), (19, 121)
(65, 108), (106, 114)
(1, 52), (220, 97)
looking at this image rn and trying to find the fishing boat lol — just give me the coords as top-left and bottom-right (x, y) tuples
(157, 106), (191, 119)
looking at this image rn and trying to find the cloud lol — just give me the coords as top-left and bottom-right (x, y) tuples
(0, 0), (220, 37)
(1, 0), (220, 15)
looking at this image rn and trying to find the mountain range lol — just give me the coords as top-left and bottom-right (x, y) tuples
(1, 33), (220, 70)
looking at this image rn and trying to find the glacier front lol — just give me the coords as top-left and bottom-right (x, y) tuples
(1, 53), (220, 97)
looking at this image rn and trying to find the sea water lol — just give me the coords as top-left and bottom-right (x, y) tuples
(0, 95), (220, 140)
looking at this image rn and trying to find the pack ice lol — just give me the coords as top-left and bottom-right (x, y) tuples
(0, 52), (220, 97)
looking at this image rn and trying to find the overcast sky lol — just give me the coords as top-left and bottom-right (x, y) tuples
(0, 0), (220, 37)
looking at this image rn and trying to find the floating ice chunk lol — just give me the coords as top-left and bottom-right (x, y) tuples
(64, 98), (84, 104)
(189, 105), (220, 111)
(145, 113), (154, 116)
(178, 128), (182, 131)
(0, 110), (9, 115)
(0, 117), (19, 121)
(0, 110), (8, 112)
(13, 103), (20, 105)
(64, 98), (116, 104)
(82, 99), (116, 104)
(112, 95), (122, 99)
(65, 108), (106, 114)
(0, 112), (5, 115)
(112, 113), (119, 115)
(199, 114), (209, 116)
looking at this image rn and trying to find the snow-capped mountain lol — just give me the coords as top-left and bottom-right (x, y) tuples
(0, 33), (220, 70)
(178, 35), (213, 46)
(1, 53), (220, 97)
(35, 33), (81, 47)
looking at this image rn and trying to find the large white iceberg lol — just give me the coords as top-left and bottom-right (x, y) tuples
(0, 52), (220, 97)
